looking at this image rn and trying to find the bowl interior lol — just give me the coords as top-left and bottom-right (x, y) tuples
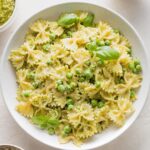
(0, 2), (149, 150)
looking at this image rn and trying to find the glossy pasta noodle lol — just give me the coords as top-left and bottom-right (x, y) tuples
(9, 11), (142, 145)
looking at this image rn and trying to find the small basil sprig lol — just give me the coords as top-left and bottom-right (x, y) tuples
(32, 115), (60, 132)
(96, 46), (120, 60)
(58, 13), (78, 28)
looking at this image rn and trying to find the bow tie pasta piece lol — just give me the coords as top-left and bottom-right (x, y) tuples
(16, 102), (34, 118)
(30, 19), (49, 33)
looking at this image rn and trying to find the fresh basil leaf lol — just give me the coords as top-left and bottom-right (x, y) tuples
(32, 115), (60, 129)
(58, 13), (78, 28)
(32, 115), (48, 125)
(97, 46), (111, 51)
(47, 119), (60, 126)
(82, 13), (94, 27)
(96, 46), (120, 60)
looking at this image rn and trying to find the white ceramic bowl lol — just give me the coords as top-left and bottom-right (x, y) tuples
(0, 144), (24, 150)
(0, 2), (150, 150)
(0, 0), (17, 32)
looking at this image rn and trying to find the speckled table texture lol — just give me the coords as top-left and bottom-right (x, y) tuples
(0, 0), (150, 150)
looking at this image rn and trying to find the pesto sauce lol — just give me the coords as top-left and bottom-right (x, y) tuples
(0, 0), (15, 26)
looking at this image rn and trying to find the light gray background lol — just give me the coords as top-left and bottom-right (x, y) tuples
(0, 0), (150, 150)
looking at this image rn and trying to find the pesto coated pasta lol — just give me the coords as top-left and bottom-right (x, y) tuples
(9, 11), (142, 145)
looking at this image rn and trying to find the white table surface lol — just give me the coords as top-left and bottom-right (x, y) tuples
(0, 0), (150, 150)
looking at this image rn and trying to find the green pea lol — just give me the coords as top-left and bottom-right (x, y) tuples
(134, 59), (140, 66)
(95, 81), (101, 88)
(67, 104), (74, 110)
(65, 84), (72, 92)
(75, 68), (81, 74)
(49, 32), (56, 40)
(58, 13), (78, 28)
(32, 82), (39, 89)
(46, 59), (52, 65)
(57, 84), (65, 92)
(27, 72), (35, 80)
(63, 125), (72, 135)
(84, 69), (93, 79)
(105, 40), (111, 46)
(130, 89), (135, 98)
(86, 41), (97, 51)
(61, 33), (68, 38)
(70, 82), (77, 88)
(133, 68), (137, 74)
(127, 48), (132, 55)
(129, 60), (142, 74)
(96, 39), (105, 46)
(67, 31), (72, 37)
(128, 62), (135, 71)
(66, 72), (73, 79)
(56, 80), (63, 85)
(135, 64), (142, 73)
(79, 77), (85, 82)
(23, 91), (30, 97)
(91, 99), (98, 107)
(66, 98), (74, 105)
(43, 43), (51, 52)
(82, 13), (94, 27)
(98, 101), (105, 108)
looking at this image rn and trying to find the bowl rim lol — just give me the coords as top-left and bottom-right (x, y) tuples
(0, 0), (18, 31)
(0, 144), (24, 150)
(0, 1), (150, 150)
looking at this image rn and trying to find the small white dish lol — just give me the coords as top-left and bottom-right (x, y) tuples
(0, 144), (24, 150)
(0, 0), (17, 32)
(0, 1), (150, 150)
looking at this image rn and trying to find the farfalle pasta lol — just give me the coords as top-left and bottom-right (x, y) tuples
(9, 11), (142, 145)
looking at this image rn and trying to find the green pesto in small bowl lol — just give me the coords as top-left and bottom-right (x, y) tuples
(0, 145), (23, 150)
(0, 0), (15, 26)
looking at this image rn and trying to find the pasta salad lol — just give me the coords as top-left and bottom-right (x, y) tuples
(9, 11), (142, 145)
